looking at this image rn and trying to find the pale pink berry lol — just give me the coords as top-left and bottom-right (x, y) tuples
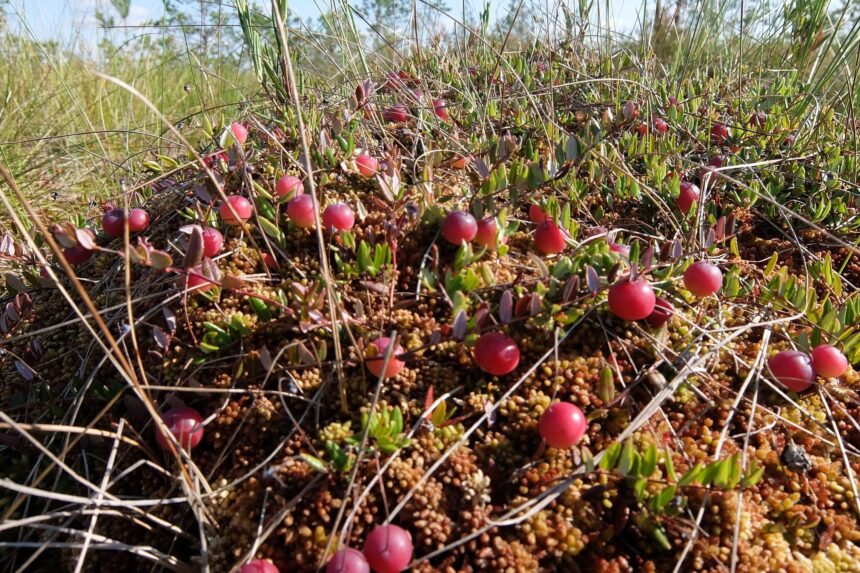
(539, 402), (586, 448)
(201, 227), (223, 258)
(528, 204), (547, 223)
(356, 155), (379, 179)
(220, 195), (253, 226)
(239, 559), (280, 573)
(475, 217), (498, 249)
(323, 203), (356, 232)
(365, 337), (405, 378)
(287, 195), (316, 229)
(326, 548), (369, 573)
(275, 175), (303, 200)
(231, 122), (248, 144)
(432, 98), (449, 121)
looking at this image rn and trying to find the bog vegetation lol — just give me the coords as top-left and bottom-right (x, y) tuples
(1, 0), (860, 571)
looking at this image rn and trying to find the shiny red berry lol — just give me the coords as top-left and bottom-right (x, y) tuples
(363, 524), (413, 573)
(356, 155), (379, 178)
(441, 211), (477, 245)
(534, 219), (566, 255)
(475, 217), (498, 249)
(323, 203), (356, 232)
(645, 297), (674, 328)
(201, 227), (223, 258)
(185, 267), (216, 293)
(676, 182), (700, 214)
(710, 123), (730, 144)
(102, 208), (149, 237)
(275, 175), (303, 200)
(382, 103), (409, 123)
(473, 332), (520, 376)
(287, 195), (316, 228)
(608, 279), (656, 321)
(365, 337), (405, 379)
(653, 117), (668, 133)
(432, 98), (449, 121)
(64, 245), (93, 265)
(220, 195), (252, 225)
(768, 350), (814, 392)
(528, 204), (547, 223)
(810, 344), (849, 378)
(683, 262), (722, 297)
(539, 402), (586, 448)
(155, 406), (204, 451)
(326, 548), (369, 573)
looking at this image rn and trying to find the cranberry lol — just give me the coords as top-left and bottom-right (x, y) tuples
(382, 103), (409, 123)
(432, 98), (449, 121)
(708, 155), (725, 168)
(666, 96), (679, 108)
(365, 337), (405, 378)
(64, 245), (93, 265)
(451, 155), (468, 169)
(185, 268), (216, 293)
(287, 195), (317, 229)
(231, 122), (248, 144)
(810, 344), (849, 378)
(475, 217), (498, 249)
(356, 155), (379, 178)
(201, 227), (224, 258)
(609, 243), (630, 258)
(683, 261), (722, 297)
(155, 406), (204, 451)
(635, 123), (648, 136)
(363, 524), (413, 573)
(653, 117), (668, 133)
(473, 332), (520, 376)
(441, 211), (477, 245)
(539, 402), (586, 448)
(322, 203), (356, 232)
(261, 252), (278, 270)
(102, 208), (149, 237)
(534, 219), (566, 255)
(645, 297), (674, 328)
(528, 204), (547, 223)
(220, 195), (253, 226)
(327, 548), (369, 573)
(749, 111), (766, 128)
(710, 123), (730, 144)
(676, 182), (700, 214)
(240, 559), (280, 573)
(768, 350), (814, 392)
(275, 175), (303, 200)
(608, 279), (656, 321)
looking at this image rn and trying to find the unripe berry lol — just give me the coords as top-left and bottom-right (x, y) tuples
(356, 155), (379, 178)
(608, 279), (656, 321)
(363, 525), (413, 573)
(683, 261), (722, 297)
(539, 402), (586, 448)
(653, 117), (668, 133)
(710, 123), (729, 144)
(768, 350), (814, 392)
(323, 203), (356, 232)
(810, 344), (849, 378)
(155, 406), (204, 451)
(749, 111), (766, 128)
(528, 204), (547, 223)
(534, 219), (566, 255)
(365, 337), (405, 378)
(231, 122), (248, 144)
(220, 195), (253, 226)
(432, 98), (449, 121)
(441, 211), (477, 245)
(473, 332), (520, 376)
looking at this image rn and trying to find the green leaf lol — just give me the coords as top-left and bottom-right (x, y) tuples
(641, 444), (658, 477)
(617, 439), (637, 476)
(664, 449), (677, 482)
(765, 252), (779, 276)
(741, 459), (765, 487)
(654, 485), (676, 513)
(678, 463), (704, 486)
(300, 453), (328, 473)
(249, 297), (272, 321)
(599, 442), (622, 471)
(391, 406), (404, 435)
(652, 525), (672, 550)
(258, 217), (285, 247)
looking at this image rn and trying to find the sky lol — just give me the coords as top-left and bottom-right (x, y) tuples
(5, 0), (644, 50)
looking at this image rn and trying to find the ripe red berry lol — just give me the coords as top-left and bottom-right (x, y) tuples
(287, 195), (317, 229)
(322, 203), (356, 232)
(666, 96), (679, 108)
(810, 344), (849, 378)
(749, 111), (766, 128)
(220, 195), (253, 226)
(768, 350), (814, 392)
(676, 182), (700, 214)
(363, 524), (413, 573)
(534, 219), (566, 255)
(382, 103), (409, 123)
(645, 297), (674, 328)
(275, 175), (303, 200)
(155, 406), (204, 451)
(432, 98), (449, 121)
(528, 204), (547, 223)
(365, 337), (405, 378)
(539, 402), (586, 448)
(653, 117), (668, 133)
(201, 227), (223, 258)
(710, 123), (730, 144)
(102, 208), (149, 237)
(441, 211), (477, 245)
(64, 245), (93, 265)
(326, 548), (369, 573)
(473, 332), (520, 376)
(451, 155), (468, 169)
(635, 123), (648, 136)
(356, 155), (379, 178)
(708, 155), (726, 168)
(475, 217), (498, 249)
(608, 279), (656, 321)
(240, 559), (280, 573)
(261, 252), (278, 270)
(683, 261), (722, 297)
(231, 122), (248, 144)
(185, 267), (216, 293)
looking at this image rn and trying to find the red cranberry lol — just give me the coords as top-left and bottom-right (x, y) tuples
(240, 559), (280, 573)
(185, 268), (216, 293)
(749, 111), (766, 128)
(231, 122), (248, 144)
(534, 219), (566, 255)
(666, 96), (679, 108)
(710, 123), (730, 144)
(201, 227), (223, 258)
(645, 297), (674, 328)
(322, 203), (356, 232)
(473, 332), (520, 376)
(155, 406), (204, 451)
(539, 402), (586, 448)
(441, 211), (477, 245)
(810, 344), (849, 378)
(608, 279), (656, 321)
(356, 155), (379, 178)
(676, 182), (700, 214)
(102, 208), (149, 237)
(528, 204), (547, 223)
(451, 155), (468, 169)
(475, 217), (498, 249)
(363, 525), (413, 573)
(326, 548), (369, 573)
(635, 123), (648, 136)
(432, 98), (449, 121)
(64, 245), (93, 265)
(261, 252), (278, 270)
(708, 154), (725, 168)
(287, 195), (317, 229)
(382, 103), (409, 123)
(683, 261), (722, 297)
(768, 350), (814, 392)
(275, 175), (303, 200)
(220, 195), (253, 226)
(653, 117), (668, 133)
(365, 337), (405, 378)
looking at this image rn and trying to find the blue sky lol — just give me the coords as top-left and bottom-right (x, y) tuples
(5, 0), (644, 49)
